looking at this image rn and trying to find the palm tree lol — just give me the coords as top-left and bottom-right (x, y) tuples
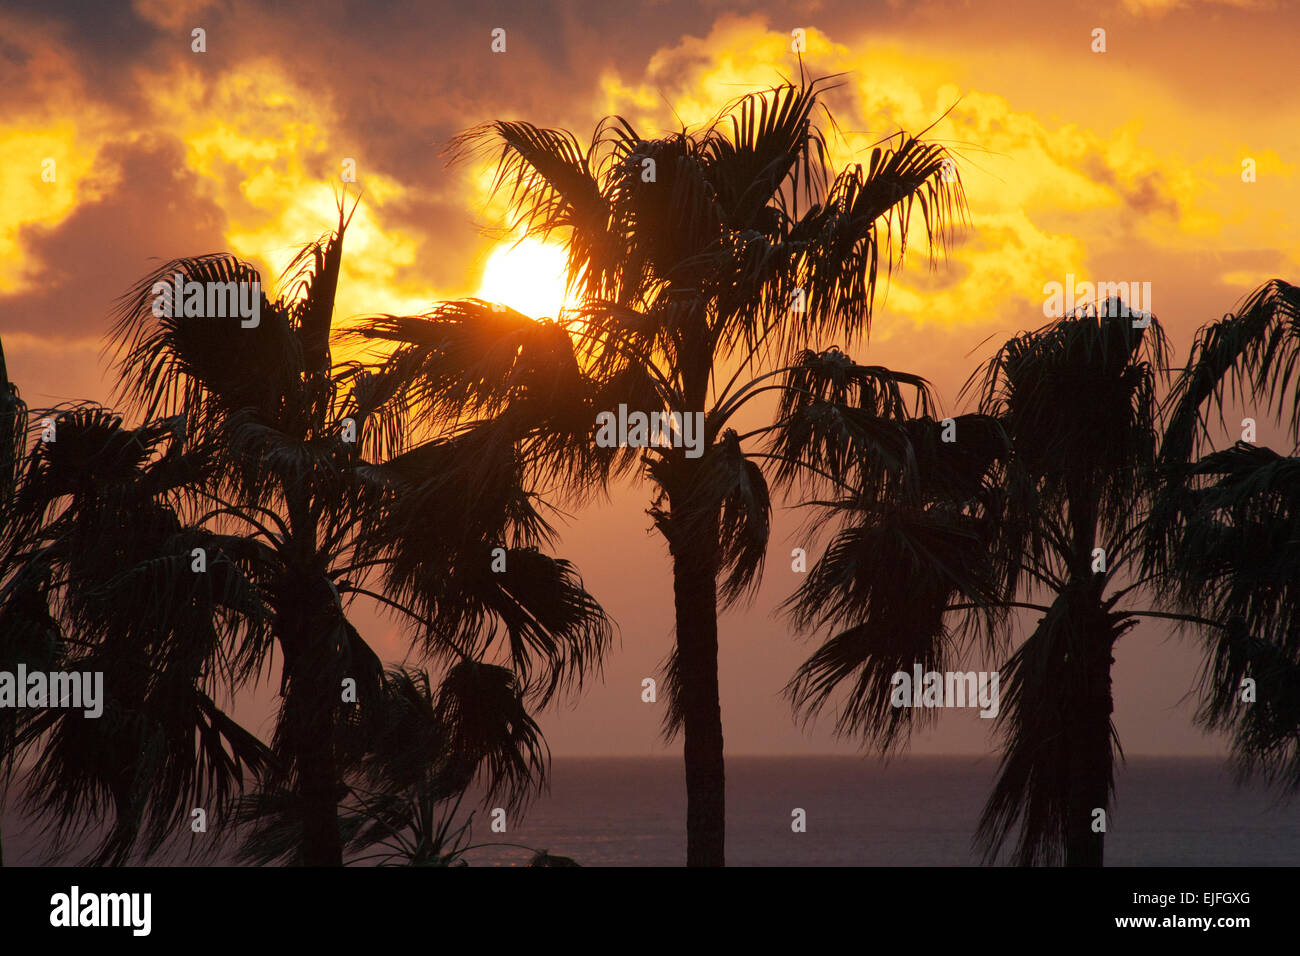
(1, 203), (612, 865)
(356, 75), (965, 864)
(237, 665), (562, 867)
(0, 336), (23, 529)
(0, 333), (28, 865)
(0, 402), (275, 865)
(788, 300), (1232, 865)
(1151, 279), (1300, 792)
(1, 343), (255, 868)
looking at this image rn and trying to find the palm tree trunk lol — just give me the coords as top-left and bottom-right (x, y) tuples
(280, 548), (345, 866)
(1065, 631), (1115, 867)
(1062, 485), (1113, 867)
(278, 486), (344, 867)
(281, 645), (343, 866)
(668, 502), (725, 867)
(296, 712), (343, 866)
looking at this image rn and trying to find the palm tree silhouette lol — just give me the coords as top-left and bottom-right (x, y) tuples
(0, 334), (28, 866)
(0, 402), (275, 865)
(1151, 279), (1300, 794)
(355, 76), (965, 864)
(238, 666), (565, 866)
(0, 203), (611, 865)
(789, 300), (1233, 865)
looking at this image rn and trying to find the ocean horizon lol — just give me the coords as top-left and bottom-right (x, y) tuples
(462, 755), (1300, 867)
(4, 755), (1296, 866)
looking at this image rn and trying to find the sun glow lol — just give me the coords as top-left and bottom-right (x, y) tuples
(476, 237), (574, 319)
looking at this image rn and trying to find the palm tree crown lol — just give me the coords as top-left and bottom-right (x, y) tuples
(358, 75), (967, 864)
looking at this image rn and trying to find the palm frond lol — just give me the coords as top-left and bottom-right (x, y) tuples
(785, 499), (1004, 750)
(1163, 279), (1300, 467)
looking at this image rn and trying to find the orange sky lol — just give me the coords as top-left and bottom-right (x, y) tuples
(1, 0), (1297, 755)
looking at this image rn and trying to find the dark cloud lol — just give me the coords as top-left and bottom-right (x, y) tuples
(2, 0), (912, 304)
(0, 1), (164, 113)
(0, 135), (243, 338)
(1080, 155), (1180, 219)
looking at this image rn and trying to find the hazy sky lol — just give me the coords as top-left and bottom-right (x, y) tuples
(2, 0), (1297, 756)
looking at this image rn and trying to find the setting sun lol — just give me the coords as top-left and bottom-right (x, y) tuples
(476, 236), (573, 319)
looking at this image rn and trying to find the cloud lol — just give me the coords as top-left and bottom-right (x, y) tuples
(3, 0), (1298, 379)
(0, 136), (229, 339)
(131, 0), (217, 31)
(1121, 0), (1275, 13)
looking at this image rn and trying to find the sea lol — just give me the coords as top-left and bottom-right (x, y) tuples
(3, 756), (1297, 866)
